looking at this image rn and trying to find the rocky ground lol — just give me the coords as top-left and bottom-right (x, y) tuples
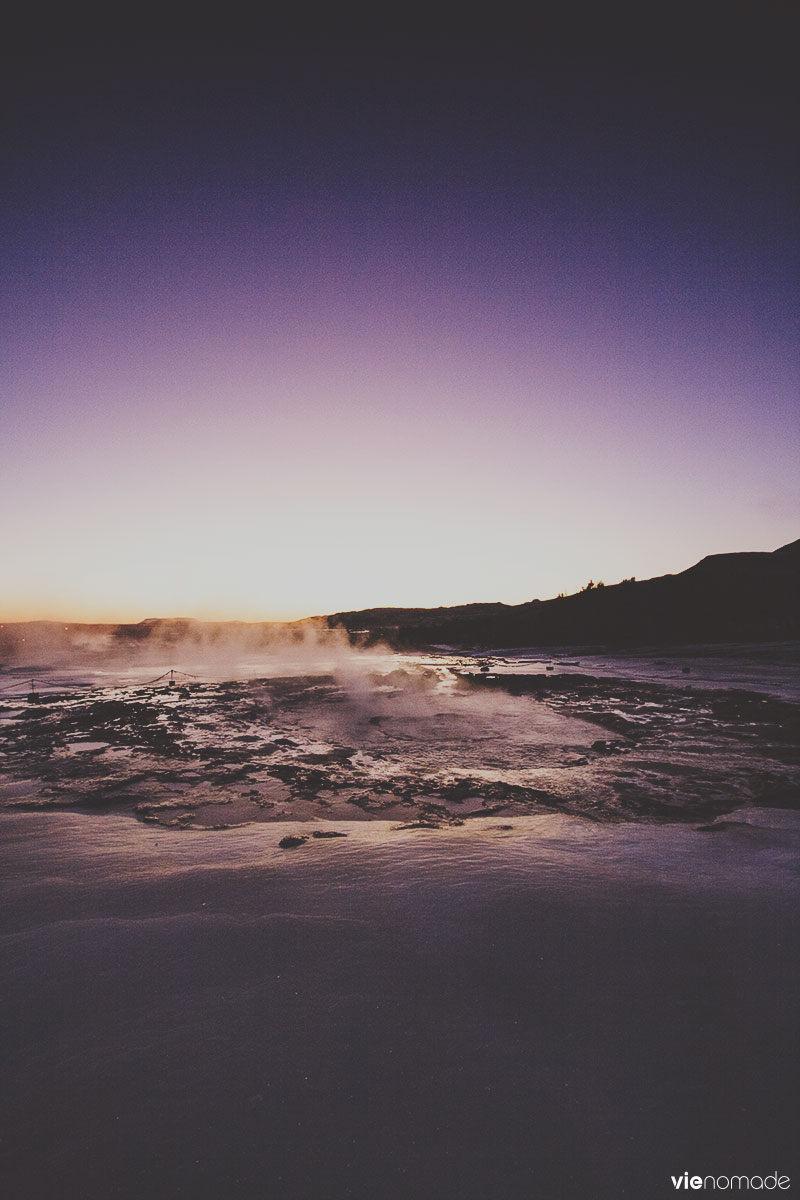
(1, 663), (797, 830)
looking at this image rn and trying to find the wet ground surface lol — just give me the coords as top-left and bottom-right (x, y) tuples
(1, 809), (798, 1200)
(1, 658), (797, 829)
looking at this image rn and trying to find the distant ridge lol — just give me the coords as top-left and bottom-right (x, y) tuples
(325, 540), (800, 648)
(1, 541), (798, 659)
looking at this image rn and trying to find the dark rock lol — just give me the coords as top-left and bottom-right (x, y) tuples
(302, 748), (355, 764)
(278, 835), (308, 849)
(583, 711), (637, 736)
(392, 817), (465, 830)
(392, 819), (445, 830)
(311, 830), (347, 838)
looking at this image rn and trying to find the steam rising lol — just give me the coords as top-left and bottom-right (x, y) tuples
(0, 618), (386, 684)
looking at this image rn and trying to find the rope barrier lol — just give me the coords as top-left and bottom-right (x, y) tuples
(134, 669), (201, 687)
(0, 668), (203, 695)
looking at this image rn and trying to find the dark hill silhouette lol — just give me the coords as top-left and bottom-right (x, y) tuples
(1, 541), (797, 662)
(326, 540), (800, 648)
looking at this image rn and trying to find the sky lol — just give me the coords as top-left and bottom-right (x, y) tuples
(2, 8), (797, 622)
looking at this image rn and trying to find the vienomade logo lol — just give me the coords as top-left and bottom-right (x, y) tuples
(671, 1173), (791, 1191)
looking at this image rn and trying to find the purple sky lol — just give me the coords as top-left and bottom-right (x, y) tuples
(2, 12), (797, 620)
